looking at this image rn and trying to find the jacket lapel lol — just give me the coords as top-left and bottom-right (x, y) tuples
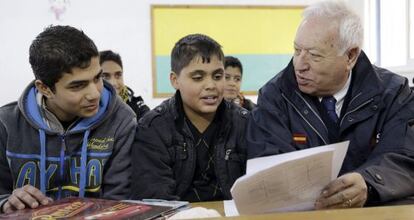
(339, 52), (384, 133)
(280, 62), (330, 145)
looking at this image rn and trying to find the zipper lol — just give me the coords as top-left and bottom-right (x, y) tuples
(185, 140), (196, 194)
(282, 93), (328, 145)
(182, 142), (187, 152)
(59, 135), (66, 199)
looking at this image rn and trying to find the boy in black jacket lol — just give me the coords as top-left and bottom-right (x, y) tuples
(131, 34), (248, 202)
(224, 56), (256, 111)
(99, 50), (150, 120)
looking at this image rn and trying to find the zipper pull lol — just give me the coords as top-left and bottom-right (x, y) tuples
(61, 135), (66, 150)
(224, 149), (232, 160)
(183, 143), (187, 152)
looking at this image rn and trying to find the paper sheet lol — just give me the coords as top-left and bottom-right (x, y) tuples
(224, 200), (239, 217)
(230, 141), (349, 215)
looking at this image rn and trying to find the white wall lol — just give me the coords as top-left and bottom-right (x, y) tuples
(0, 0), (365, 108)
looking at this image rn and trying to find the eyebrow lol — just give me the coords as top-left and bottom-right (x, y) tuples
(212, 68), (224, 74)
(189, 70), (207, 75)
(102, 70), (122, 75)
(67, 69), (103, 86)
(188, 67), (224, 76)
(294, 42), (318, 51)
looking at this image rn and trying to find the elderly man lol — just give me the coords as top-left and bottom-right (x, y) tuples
(247, 1), (414, 209)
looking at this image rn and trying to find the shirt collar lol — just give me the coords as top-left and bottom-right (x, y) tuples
(333, 71), (352, 104)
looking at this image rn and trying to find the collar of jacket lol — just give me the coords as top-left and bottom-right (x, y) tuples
(18, 80), (116, 134)
(280, 51), (384, 110)
(169, 90), (231, 139)
(126, 86), (136, 101)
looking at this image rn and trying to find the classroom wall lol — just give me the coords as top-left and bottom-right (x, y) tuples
(0, 0), (365, 108)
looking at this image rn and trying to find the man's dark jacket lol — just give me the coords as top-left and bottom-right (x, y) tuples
(247, 51), (414, 204)
(131, 92), (248, 200)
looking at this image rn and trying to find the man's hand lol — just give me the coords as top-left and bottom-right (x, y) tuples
(2, 185), (53, 214)
(315, 172), (367, 209)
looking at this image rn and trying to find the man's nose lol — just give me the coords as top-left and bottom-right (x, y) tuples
(205, 77), (218, 90)
(227, 78), (236, 86)
(85, 84), (101, 101)
(294, 51), (310, 73)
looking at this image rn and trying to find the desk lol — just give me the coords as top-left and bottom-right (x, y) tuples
(191, 201), (414, 220)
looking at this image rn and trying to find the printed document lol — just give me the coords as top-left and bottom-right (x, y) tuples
(230, 141), (349, 215)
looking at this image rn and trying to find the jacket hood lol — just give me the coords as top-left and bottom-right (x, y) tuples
(18, 80), (114, 133)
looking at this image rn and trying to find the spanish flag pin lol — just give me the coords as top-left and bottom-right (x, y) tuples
(293, 133), (307, 144)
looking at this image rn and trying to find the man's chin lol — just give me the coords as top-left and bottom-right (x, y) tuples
(224, 94), (237, 100)
(81, 109), (99, 118)
(298, 85), (316, 95)
(198, 105), (220, 115)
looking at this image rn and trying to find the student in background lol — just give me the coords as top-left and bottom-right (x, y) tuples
(0, 25), (137, 214)
(131, 34), (248, 202)
(247, 1), (414, 208)
(224, 56), (256, 111)
(99, 50), (150, 119)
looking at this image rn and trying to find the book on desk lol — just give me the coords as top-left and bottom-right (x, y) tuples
(0, 197), (186, 220)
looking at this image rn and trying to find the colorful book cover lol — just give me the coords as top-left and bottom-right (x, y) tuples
(0, 197), (172, 220)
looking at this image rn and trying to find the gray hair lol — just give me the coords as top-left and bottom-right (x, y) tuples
(302, 1), (363, 55)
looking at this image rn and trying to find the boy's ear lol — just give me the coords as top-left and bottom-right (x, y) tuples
(34, 80), (53, 98)
(170, 71), (179, 90)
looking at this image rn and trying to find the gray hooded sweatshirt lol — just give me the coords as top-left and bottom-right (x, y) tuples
(0, 81), (136, 208)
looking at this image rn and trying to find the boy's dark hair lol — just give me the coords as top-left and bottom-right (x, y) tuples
(224, 56), (243, 75)
(171, 34), (224, 75)
(99, 50), (123, 68)
(29, 25), (99, 91)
